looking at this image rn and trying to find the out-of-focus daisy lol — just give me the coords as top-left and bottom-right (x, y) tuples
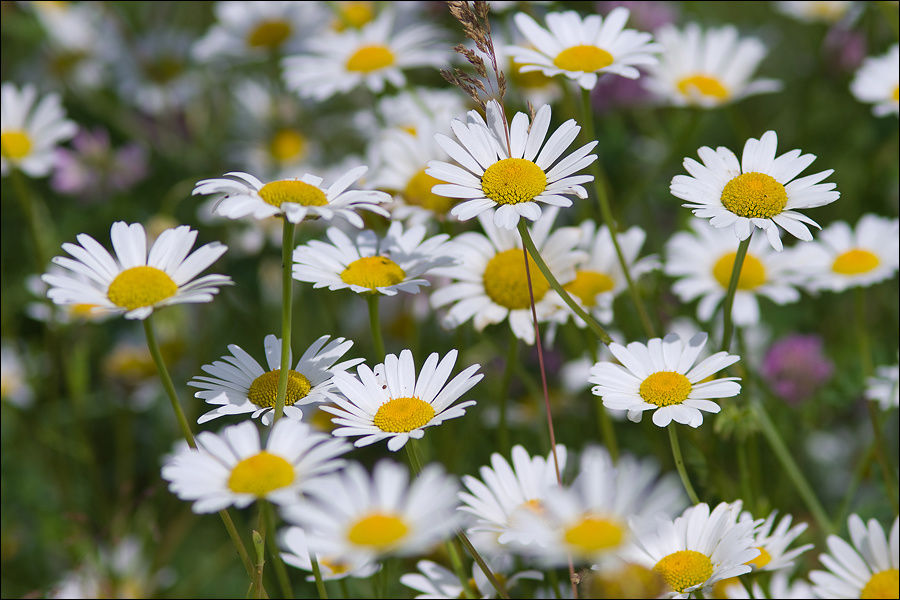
(507, 8), (660, 89)
(1, 343), (33, 409)
(282, 11), (447, 101)
(645, 23), (781, 108)
(431, 210), (584, 345)
(292, 221), (454, 297)
(192, 166), (390, 227)
(113, 30), (199, 115)
(851, 45), (899, 117)
(161, 419), (349, 513)
(866, 361), (899, 411)
(189, 334), (363, 426)
(428, 101), (597, 229)
(627, 502), (759, 599)
(776, 1), (857, 24)
(590, 333), (741, 427)
(358, 88), (466, 141)
(742, 510), (814, 572)
(664, 220), (802, 327)
(809, 515), (899, 599)
(723, 572), (816, 599)
(25, 268), (112, 325)
(1, 82), (76, 177)
(282, 460), (460, 562)
(791, 214), (899, 293)
(400, 559), (542, 599)
(42, 222), (231, 320)
(671, 130), (840, 251)
(280, 526), (378, 581)
(325, 348), (481, 451)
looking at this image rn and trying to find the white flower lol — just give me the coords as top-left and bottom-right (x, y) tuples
(742, 510), (814, 572)
(507, 8), (660, 89)
(851, 44), (899, 117)
(671, 130), (839, 251)
(645, 23), (781, 108)
(809, 515), (899, 599)
(400, 559), (542, 599)
(292, 221), (455, 296)
(866, 362), (899, 411)
(161, 419), (350, 513)
(325, 348), (481, 452)
(357, 88), (467, 141)
(723, 572), (815, 599)
(29, 1), (113, 89)
(775, 1), (857, 24)
(430, 209), (584, 345)
(189, 334), (363, 425)
(427, 101), (597, 229)
(280, 526), (378, 581)
(1, 83), (76, 177)
(664, 220), (802, 327)
(43, 222), (231, 320)
(590, 333), (741, 428)
(1, 343), (33, 409)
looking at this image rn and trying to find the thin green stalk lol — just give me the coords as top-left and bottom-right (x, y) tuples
(498, 332), (519, 455)
(585, 332), (618, 462)
(252, 529), (266, 599)
(309, 552), (329, 599)
(273, 219), (296, 423)
(220, 511), (257, 580)
(457, 530), (510, 599)
(338, 578), (349, 599)
(836, 442), (877, 527)
(667, 425), (700, 504)
(719, 237), (751, 352)
(262, 501), (294, 598)
(9, 167), (52, 272)
(367, 294), (385, 359)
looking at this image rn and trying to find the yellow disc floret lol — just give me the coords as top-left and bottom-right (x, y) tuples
(346, 44), (395, 72)
(565, 270), (615, 307)
(712, 252), (767, 290)
(861, 569), (899, 599)
(258, 180), (327, 208)
(373, 396), (436, 433)
(340, 256), (406, 290)
(0, 130), (32, 160)
(653, 550), (714, 593)
(746, 546), (771, 569)
(333, 1), (374, 31)
(720, 172), (788, 219)
(892, 85), (899, 103)
(247, 369), (312, 408)
(483, 248), (550, 310)
(268, 129), (307, 162)
(553, 44), (614, 72)
(246, 20), (293, 49)
(677, 74), (730, 101)
(481, 158), (547, 206)
(404, 169), (453, 213)
(227, 451), (295, 496)
(639, 371), (693, 407)
(107, 266), (177, 311)
(831, 248), (880, 275)
(347, 513), (409, 548)
(563, 516), (625, 554)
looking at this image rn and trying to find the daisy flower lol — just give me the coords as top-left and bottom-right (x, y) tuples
(1, 83), (76, 177)
(430, 210), (584, 345)
(644, 23), (781, 108)
(281, 460), (461, 562)
(742, 510), (814, 572)
(589, 333), (741, 427)
(292, 221), (455, 297)
(866, 361), (899, 411)
(809, 515), (899, 599)
(280, 526), (378, 581)
(189, 334), (363, 426)
(664, 220), (802, 327)
(358, 88), (466, 141)
(282, 10), (447, 102)
(507, 8), (660, 89)
(192, 166), (390, 228)
(42, 222), (231, 321)
(324, 348), (481, 452)
(775, 1), (857, 24)
(851, 45), (899, 117)
(427, 101), (597, 229)
(400, 559), (542, 599)
(723, 572), (815, 599)
(627, 502), (759, 599)
(1, 343), (33, 409)
(791, 214), (899, 293)
(161, 419), (350, 513)
(671, 130), (840, 251)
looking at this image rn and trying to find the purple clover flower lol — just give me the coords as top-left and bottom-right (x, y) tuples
(762, 334), (834, 404)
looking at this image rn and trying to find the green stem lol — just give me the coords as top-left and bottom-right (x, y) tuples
(338, 578), (349, 599)
(220, 510), (257, 580)
(457, 530), (510, 599)
(10, 167), (52, 272)
(366, 294), (385, 359)
(498, 332), (518, 456)
(262, 501), (294, 598)
(517, 222), (612, 345)
(836, 442), (877, 526)
(309, 552), (329, 600)
(585, 333), (618, 462)
(667, 425), (700, 504)
(252, 529), (266, 599)
(719, 237), (751, 352)
(273, 220), (296, 423)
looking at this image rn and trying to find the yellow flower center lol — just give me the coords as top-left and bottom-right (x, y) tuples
(347, 513), (409, 549)
(746, 546), (771, 569)
(553, 44), (614, 72)
(563, 516), (625, 554)
(107, 266), (177, 311)
(712, 251), (767, 290)
(481, 158), (547, 205)
(268, 129), (307, 162)
(258, 180), (328, 208)
(246, 19), (293, 49)
(653, 550), (714, 593)
(720, 172), (788, 219)
(676, 74), (730, 101)
(589, 563), (667, 600)
(891, 85), (899, 103)
(0, 130), (33, 160)
(861, 569), (899, 599)
(247, 369), (312, 408)
(373, 396), (436, 432)
(639, 371), (693, 407)
(319, 557), (350, 575)
(523, 498), (545, 513)
(340, 256), (406, 290)
(831, 248), (880, 275)
(711, 576), (740, 599)
(564, 270), (615, 307)
(69, 303), (99, 319)
(510, 57), (555, 89)
(403, 169), (453, 213)
(483, 248), (551, 310)
(227, 451), (295, 496)
(346, 44), (395, 72)
(333, 1), (375, 31)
